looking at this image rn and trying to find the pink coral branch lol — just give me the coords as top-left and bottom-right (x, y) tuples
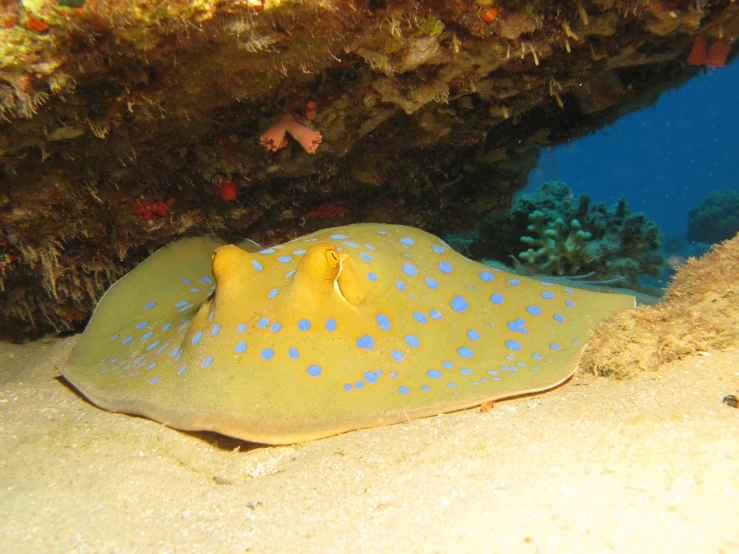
(259, 114), (322, 154)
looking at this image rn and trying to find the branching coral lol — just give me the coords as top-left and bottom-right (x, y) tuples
(518, 211), (592, 275)
(463, 182), (665, 293)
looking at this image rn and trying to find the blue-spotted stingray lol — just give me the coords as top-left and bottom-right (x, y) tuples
(60, 224), (635, 444)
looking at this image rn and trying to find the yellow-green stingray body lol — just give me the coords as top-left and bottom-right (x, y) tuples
(61, 224), (635, 444)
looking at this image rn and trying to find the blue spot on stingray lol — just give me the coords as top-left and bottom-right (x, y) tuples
(356, 335), (375, 350)
(532, 353), (543, 359)
(390, 372), (399, 378)
(150, 377), (160, 385)
(146, 340), (160, 351)
(202, 356), (213, 368)
(554, 313), (565, 323)
(364, 371), (379, 384)
(365, 243), (377, 251)
(293, 249), (307, 255)
(428, 370), (443, 379)
(270, 322), (282, 333)
(144, 302), (156, 309)
(252, 260), (263, 272)
(235, 342), (247, 353)
(261, 348), (274, 360)
(161, 323), (172, 331)
(342, 241), (360, 248)
(396, 280), (406, 292)
(326, 319), (337, 332)
(181, 278), (192, 284)
(298, 319), (311, 331)
(192, 331), (202, 345)
(400, 238), (415, 246)
(344, 383), (352, 391)
(175, 301), (188, 308)
(377, 230), (387, 235)
(572, 338), (580, 344)
(391, 350), (404, 361)
(479, 271), (495, 282)
(442, 361), (454, 369)
(549, 343), (562, 351)
(123, 336), (133, 344)
(287, 347), (299, 359)
(178, 303), (195, 313)
(506, 340), (523, 351)
(286, 270), (296, 278)
(277, 256), (292, 263)
(432, 245), (446, 254)
(505, 355), (515, 361)
(376, 314), (391, 331)
(490, 293), (505, 305)
(238, 323), (247, 333)
(368, 272), (378, 282)
(211, 324), (221, 336)
(507, 318), (529, 334)
(190, 288), (201, 293)
(508, 279), (521, 286)
(438, 261), (453, 274)
(398, 386), (410, 395)
(260, 249), (275, 254)
(564, 288), (575, 294)
(458, 347), (474, 358)
(147, 363), (157, 370)
(355, 381), (365, 389)
(360, 252), (374, 262)
(413, 312), (428, 324)
(447, 382), (457, 388)
(268, 288), (279, 299)
(542, 291), (556, 299)
(141, 331), (153, 341)
(405, 335), (420, 347)
(258, 317), (270, 329)
(517, 362), (527, 367)
(330, 234), (349, 239)
(460, 368), (473, 375)
(425, 277), (439, 290)
(565, 301), (575, 307)
(528, 306), (543, 317)
(467, 330), (480, 341)
(402, 263), (418, 277)
(307, 365), (322, 377)
(451, 295), (468, 312)
(111, 334), (120, 341)
(201, 276), (213, 284)
(208, 312), (215, 321)
(133, 357), (144, 365)
(421, 385), (431, 392)
(429, 309), (442, 320)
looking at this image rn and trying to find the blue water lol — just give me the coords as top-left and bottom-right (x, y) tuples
(529, 61), (739, 240)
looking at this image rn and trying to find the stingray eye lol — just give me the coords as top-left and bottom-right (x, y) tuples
(325, 248), (340, 269)
(210, 252), (217, 264)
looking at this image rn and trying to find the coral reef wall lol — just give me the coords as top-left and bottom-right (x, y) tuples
(0, 0), (737, 340)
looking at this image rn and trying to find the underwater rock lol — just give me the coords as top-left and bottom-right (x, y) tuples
(580, 233), (739, 379)
(686, 190), (739, 246)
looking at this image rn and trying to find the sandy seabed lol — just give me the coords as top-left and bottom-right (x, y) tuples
(1, 335), (738, 554)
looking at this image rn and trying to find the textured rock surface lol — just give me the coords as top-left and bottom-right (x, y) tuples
(0, 0), (736, 340)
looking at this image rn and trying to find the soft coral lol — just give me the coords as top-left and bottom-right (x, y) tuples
(259, 114), (322, 154)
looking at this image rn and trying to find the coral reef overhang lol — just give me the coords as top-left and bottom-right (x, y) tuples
(0, 0), (737, 341)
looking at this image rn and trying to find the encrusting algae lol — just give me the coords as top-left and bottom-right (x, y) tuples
(580, 233), (739, 379)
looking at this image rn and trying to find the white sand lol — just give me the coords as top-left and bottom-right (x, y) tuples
(1, 335), (738, 553)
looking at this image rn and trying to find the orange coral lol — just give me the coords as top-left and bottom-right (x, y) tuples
(687, 35), (708, 66)
(705, 40), (731, 68)
(259, 114), (322, 154)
